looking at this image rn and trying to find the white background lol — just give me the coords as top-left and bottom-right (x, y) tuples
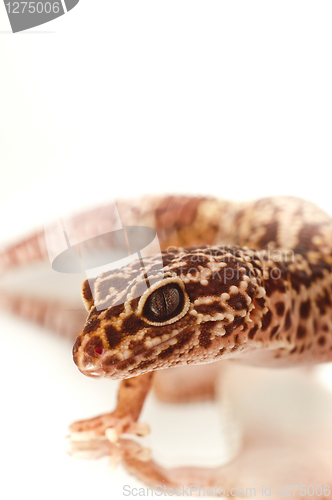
(1, 2), (332, 499)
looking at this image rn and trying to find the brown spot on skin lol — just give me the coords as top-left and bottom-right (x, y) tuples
(270, 325), (279, 339)
(105, 303), (125, 320)
(299, 345), (305, 354)
(290, 347), (297, 354)
(198, 322), (213, 348)
(83, 317), (101, 335)
(316, 296), (327, 315)
(258, 220), (279, 247)
(323, 324), (329, 332)
(158, 344), (177, 360)
(309, 259), (332, 284)
(293, 224), (324, 253)
(131, 297), (140, 311)
(195, 302), (226, 315)
(217, 347), (225, 356)
(300, 300), (311, 319)
(157, 199), (219, 249)
(136, 359), (155, 370)
(104, 324), (122, 349)
(246, 283), (256, 300)
(155, 196), (205, 232)
(72, 335), (82, 355)
(318, 336), (326, 346)
(284, 310), (292, 330)
(85, 337), (103, 356)
(261, 310), (272, 330)
(255, 297), (266, 309)
(184, 253), (211, 268)
(128, 338), (142, 351)
(324, 289), (332, 307)
(121, 315), (146, 336)
(296, 325), (306, 340)
(186, 275), (239, 303)
(289, 269), (311, 293)
(248, 325), (258, 339)
(127, 339), (150, 357)
(275, 302), (285, 316)
(116, 360), (131, 371)
(224, 316), (244, 337)
(264, 264), (287, 296)
(227, 293), (248, 311)
(103, 355), (121, 366)
(158, 328), (194, 360)
(82, 279), (94, 304)
(176, 329), (195, 350)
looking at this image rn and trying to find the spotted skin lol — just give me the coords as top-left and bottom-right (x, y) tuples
(65, 195), (332, 491)
(2, 195), (332, 490)
(73, 196), (332, 380)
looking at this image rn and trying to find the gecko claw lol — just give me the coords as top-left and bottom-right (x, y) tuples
(128, 421), (151, 437)
(104, 421), (150, 443)
(105, 427), (119, 443)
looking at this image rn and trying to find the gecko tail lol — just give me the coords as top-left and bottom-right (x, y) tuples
(0, 291), (86, 342)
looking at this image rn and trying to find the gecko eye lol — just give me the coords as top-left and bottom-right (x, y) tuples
(142, 283), (186, 324)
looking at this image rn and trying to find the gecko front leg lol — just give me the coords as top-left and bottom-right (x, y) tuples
(68, 372), (153, 466)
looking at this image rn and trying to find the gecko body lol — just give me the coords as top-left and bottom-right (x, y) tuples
(2, 194), (332, 494)
(74, 196), (332, 380)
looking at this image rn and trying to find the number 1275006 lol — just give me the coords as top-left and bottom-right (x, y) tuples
(5, 1), (61, 14)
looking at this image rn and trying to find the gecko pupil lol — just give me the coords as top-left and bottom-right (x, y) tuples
(143, 283), (183, 322)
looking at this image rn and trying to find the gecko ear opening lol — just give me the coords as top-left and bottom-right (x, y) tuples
(81, 279), (95, 312)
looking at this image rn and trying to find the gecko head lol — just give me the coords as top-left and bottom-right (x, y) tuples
(73, 246), (264, 380)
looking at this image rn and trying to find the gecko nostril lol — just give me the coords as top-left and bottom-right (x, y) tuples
(94, 346), (103, 356)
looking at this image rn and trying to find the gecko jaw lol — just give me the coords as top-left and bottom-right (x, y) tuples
(77, 365), (115, 378)
(77, 325), (194, 380)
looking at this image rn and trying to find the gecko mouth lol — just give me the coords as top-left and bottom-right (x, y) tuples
(81, 326), (193, 379)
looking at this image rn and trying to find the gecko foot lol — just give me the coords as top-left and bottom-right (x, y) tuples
(67, 412), (150, 465)
(69, 412), (150, 442)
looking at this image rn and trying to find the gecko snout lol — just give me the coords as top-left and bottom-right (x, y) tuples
(72, 334), (113, 378)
